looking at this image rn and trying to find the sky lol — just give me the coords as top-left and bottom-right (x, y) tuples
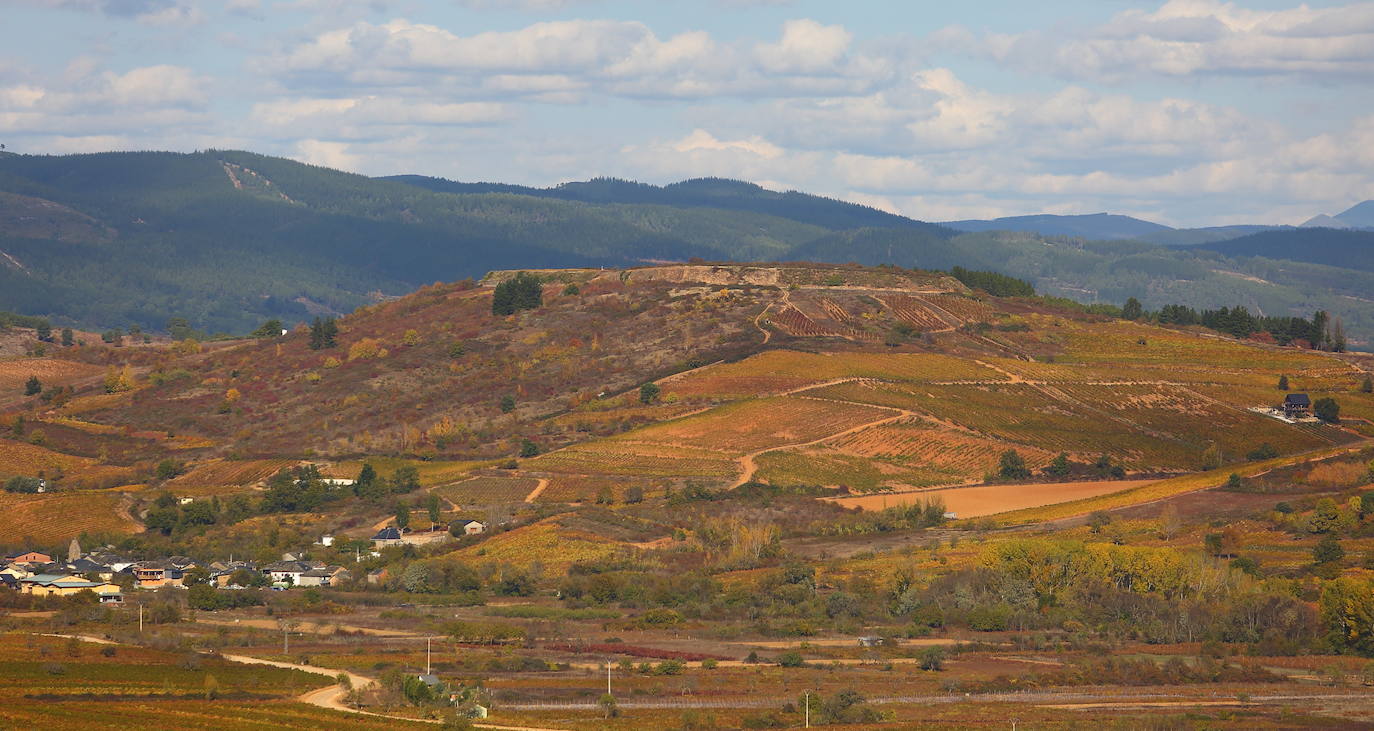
(1, 0), (1372, 227)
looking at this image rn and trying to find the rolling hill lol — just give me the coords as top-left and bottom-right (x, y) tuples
(4, 149), (1374, 347)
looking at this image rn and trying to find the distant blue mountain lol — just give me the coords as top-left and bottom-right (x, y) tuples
(1300, 200), (1374, 230)
(939, 212), (1171, 240)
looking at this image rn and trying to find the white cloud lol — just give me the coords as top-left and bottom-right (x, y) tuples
(272, 17), (893, 100)
(971, 0), (1374, 81)
(755, 19), (852, 73)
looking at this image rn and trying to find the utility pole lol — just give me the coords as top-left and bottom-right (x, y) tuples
(804, 690), (810, 728)
(138, 604), (143, 633)
(426, 637), (432, 675)
(283, 626), (289, 655)
(606, 659), (612, 695)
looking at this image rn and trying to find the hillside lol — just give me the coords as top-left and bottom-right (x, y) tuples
(4, 262), (1371, 512)
(1191, 228), (1374, 273)
(6, 267), (1374, 728)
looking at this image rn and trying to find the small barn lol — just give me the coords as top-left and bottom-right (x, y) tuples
(1282, 393), (1312, 417)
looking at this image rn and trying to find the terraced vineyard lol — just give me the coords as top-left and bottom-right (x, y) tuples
(0, 357), (103, 397)
(878, 294), (952, 331)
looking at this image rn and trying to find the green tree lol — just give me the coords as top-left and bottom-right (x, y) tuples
(998, 450), (1030, 480)
(23, 375), (41, 396)
(390, 466), (421, 493)
(394, 502), (411, 532)
(308, 317), (337, 350)
(1314, 534), (1346, 565)
(1314, 397), (1341, 423)
(1308, 497), (1343, 533)
(499, 395), (515, 413)
(250, 318), (283, 338)
(639, 382), (661, 404)
(519, 438), (539, 458)
(60, 328), (73, 346)
(1122, 297), (1143, 320)
(35, 320), (52, 342)
(1278, 375), (1289, 391)
(426, 493), (442, 527)
(1045, 452), (1070, 477)
(155, 459), (185, 481)
(1362, 375), (1373, 394)
(492, 272), (543, 316)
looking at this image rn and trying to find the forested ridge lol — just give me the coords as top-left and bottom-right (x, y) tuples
(3, 149), (1374, 344)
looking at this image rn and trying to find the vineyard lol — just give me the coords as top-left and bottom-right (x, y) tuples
(666, 349), (1004, 400)
(0, 357), (103, 397)
(167, 458), (302, 488)
(535, 474), (650, 503)
(443, 518), (631, 570)
(826, 478), (1159, 519)
(753, 446), (970, 492)
(0, 489), (138, 542)
(923, 294), (995, 323)
(828, 417), (1055, 473)
(809, 381), (1204, 469)
(0, 438), (100, 476)
(523, 441), (738, 480)
(617, 396), (894, 455)
(877, 294), (953, 331)
(432, 476), (541, 504)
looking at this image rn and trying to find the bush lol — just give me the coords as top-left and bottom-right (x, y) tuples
(776, 650), (806, 668)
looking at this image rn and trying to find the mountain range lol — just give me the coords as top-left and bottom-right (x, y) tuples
(3, 149), (1374, 344)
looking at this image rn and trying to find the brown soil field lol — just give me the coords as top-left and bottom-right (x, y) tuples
(824, 478), (1159, 518)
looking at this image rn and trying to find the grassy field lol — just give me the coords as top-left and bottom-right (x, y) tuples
(665, 349), (1005, 399)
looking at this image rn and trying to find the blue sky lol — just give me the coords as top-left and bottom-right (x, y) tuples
(1, 0), (1372, 226)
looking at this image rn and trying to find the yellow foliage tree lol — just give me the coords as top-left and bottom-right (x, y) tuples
(348, 338), (388, 361)
(103, 364), (136, 393)
(401, 329), (421, 346)
(224, 388), (242, 403)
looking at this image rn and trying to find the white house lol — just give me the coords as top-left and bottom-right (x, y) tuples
(463, 521), (486, 536)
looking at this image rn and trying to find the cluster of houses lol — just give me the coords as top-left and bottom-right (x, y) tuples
(0, 538), (353, 603)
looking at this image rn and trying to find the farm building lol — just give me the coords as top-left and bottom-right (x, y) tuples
(372, 526), (404, 547)
(1282, 393), (1312, 417)
(18, 574), (121, 600)
(5, 551), (52, 565)
(463, 521), (486, 535)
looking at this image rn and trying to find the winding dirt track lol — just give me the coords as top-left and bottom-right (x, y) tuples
(48, 633), (565, 730)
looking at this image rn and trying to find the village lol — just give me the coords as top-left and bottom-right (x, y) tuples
(0, 515), (488, 605)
